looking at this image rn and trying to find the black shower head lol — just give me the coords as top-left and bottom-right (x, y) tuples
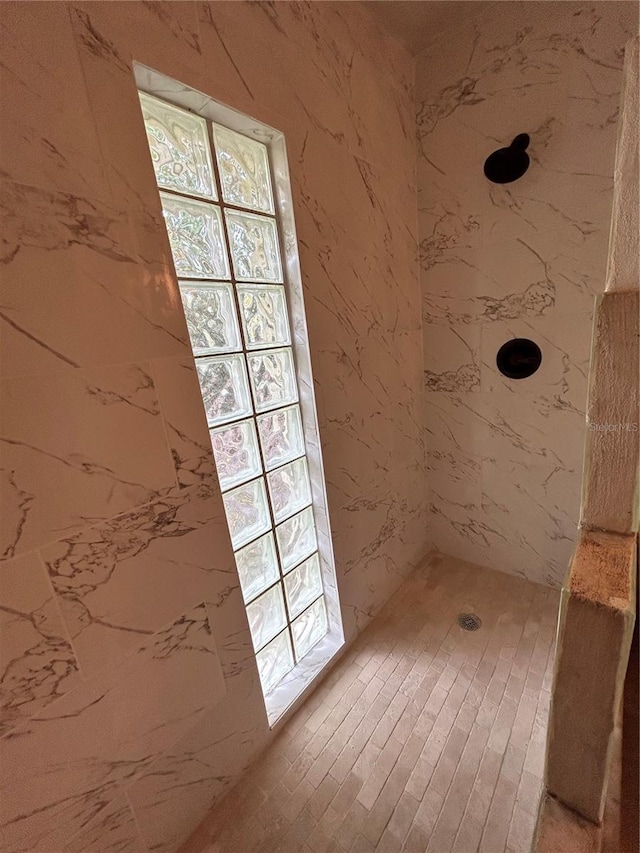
(484, 134), (530, 184)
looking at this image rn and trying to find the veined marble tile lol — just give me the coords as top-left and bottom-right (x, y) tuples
(425, 391), (489, 464)
(420, 212), (609, 329)
(418, 171), (483, 256)
(415, 2), (636, 277)
(420, 106), (616, 252)
(427, 448), (482, 513)
(287, 121), (417, 264)
(0, 552), (80, 737)
(127, 670), (268, 853)
(421, 237), (556, 325)
(423, 324), (481, 393)
(416, 18), (565, 146)
(556, 88), (621, 178)
(150, 357), (218, 490)
(0, 362), (177, 559)
(420, 227), (609, 329)
(69, 2), (206, 218)
(430, 488), (575, 589)
(41, 483), (235, 681)
(479, 313), (593, 403)
(480, 390), (587, 473)
(195, 1), (297, 129)
(563, 3), (636, 96)
(0, 603), (225, 853)
(61, 794), (146, 853)
(0, 178), (189, 377)
(344, 43), (416, 202)
(197, 0), (415, 190)
(519, 228), (609, 315)
(204, 590), (256, 685)
(320, 397), (424, 515)
(300, 229), (421, 343)
(417, 1), (633, 116)
(292, 163), (420, 337)
(480, 167), (615, 250)
(481, 457), (581, 551)
(0, 3), (108, 200)
(260, 0), (415, 130)
(336, 523), (427, 639)
(425, 390), (586, 473)
(328, 456), (427, 603)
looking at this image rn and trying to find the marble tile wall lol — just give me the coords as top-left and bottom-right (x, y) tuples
(416, 1), (638, 588)
(0, 1), (426, 851)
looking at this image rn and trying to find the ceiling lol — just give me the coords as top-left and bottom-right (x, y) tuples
(364, 1), (498, 55)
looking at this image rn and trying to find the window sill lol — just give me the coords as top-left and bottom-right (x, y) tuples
(265, 631), (345, 728)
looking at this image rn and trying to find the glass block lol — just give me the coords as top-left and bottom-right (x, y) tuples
(292, 596), (328, 660)
(213, 124), (274, 214)
(276, 507), (317, 573)
(237, 284), (290, 350)
(140, 92), (216, 200)
(285, 553), (323, 620)
(267, 457), (311, 523)
(161, 194), (229, 280)
(246, 582), (287, 652)
(256, 629), (294, 695)
(247, 348), (297, 413)
(225, 210), (283, 283)
(257, 404), (304, 471)
(179, 282), (240, 355)
(196, 355), (252, 427)
(222, 477), (270, 549)
(234, 532), (280, 604)
(210, 418), (261, 491)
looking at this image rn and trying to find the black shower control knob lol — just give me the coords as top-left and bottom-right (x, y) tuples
(496, 339), (542, 379)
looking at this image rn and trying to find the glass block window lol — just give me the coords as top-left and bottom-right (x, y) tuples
(139, 92), (332, 698)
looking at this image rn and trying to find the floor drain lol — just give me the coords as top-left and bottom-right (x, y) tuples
(458, 613), (482, 631)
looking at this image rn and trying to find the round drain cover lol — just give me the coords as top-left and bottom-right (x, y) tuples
(458, 613), (482, 631)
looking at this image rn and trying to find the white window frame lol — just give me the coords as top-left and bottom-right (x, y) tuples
(134, 64), (344, 726)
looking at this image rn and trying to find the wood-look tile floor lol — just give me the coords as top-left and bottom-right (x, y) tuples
(183, 554), (560, 853)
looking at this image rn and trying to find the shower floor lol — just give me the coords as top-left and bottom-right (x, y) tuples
(182, 554), (560, 853)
